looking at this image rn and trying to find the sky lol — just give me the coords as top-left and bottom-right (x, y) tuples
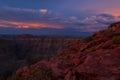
(0, 0), (120, 36)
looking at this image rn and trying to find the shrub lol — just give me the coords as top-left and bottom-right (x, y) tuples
(102, 46), (109, 49)
(83, 36), (93, 43)
(112, 36), (120, 44)
(29, 66), (55, 80)
(7, 74), (23, 80)
(107, 27), (113, 32)
(90, 47), (96, 52)
(7, 65), (56, 80)
(58, 55), (67, 60)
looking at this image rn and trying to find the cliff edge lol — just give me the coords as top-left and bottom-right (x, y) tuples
(8, 22), (120, 80)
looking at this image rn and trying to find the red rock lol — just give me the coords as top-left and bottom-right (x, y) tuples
(72, 58), (80, 66)
(64, 70), (77, 80)
(63, 68), (70, 74)
(64, 71), (72, 80)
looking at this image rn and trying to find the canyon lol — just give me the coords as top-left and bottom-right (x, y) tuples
(6, 22), (120, 80)
(0, 35), (80, 77)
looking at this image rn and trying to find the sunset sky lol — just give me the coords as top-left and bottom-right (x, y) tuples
(0, 0), (120, 36)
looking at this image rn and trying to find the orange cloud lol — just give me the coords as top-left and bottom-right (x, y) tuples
(112, 12), (120, 17)
(0, 20), (63, 29)
(105, 10), (120, 18)
(39, 9), (48, 14)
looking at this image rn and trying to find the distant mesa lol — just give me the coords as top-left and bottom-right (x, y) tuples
(16, 34), (34, 38)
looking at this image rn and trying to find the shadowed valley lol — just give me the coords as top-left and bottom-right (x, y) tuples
(0, 35), (80, 77)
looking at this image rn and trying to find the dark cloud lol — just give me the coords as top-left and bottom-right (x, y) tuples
(95, 13), (119, 25)
(0, 7), (39, 22)
(0, 7), (65, 24)
(96, 19), (115, 25)
(62, 13), (120, 32)
(97, 14), (114, 19)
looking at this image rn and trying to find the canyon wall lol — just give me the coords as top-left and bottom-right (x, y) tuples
(0, 35), (80, 76)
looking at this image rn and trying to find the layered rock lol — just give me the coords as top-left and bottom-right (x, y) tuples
(0, 36), (80, 77)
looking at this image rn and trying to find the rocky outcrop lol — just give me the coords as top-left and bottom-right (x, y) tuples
(108, 22), (120, 31)
(8, 22), (120, 80)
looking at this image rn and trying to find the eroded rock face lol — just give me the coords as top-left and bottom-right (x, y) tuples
(7, 22), (120, 80)
(0, 36), (80, 76)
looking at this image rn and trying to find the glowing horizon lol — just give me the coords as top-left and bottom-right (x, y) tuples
(0, 20), (63, 29)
